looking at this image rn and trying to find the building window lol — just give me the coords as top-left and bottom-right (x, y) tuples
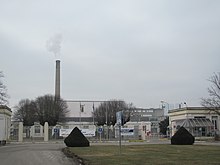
(212, 116), (218, 130)
(82, 125), (89, 129)
(63, 126), (69, 129)
(35, 126), (41, 134)
(194, 127), (206, 136)
(147, 110), (153, 113)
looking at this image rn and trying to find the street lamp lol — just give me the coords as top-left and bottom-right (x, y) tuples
(80, 103), (85, 128)
(161, 100), (169, 115)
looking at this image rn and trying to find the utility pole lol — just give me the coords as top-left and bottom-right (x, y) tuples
(106, 108), (108, 140)
(80, 103), (85, 129)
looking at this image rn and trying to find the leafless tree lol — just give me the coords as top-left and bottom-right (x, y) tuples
(13, 99), (37, 126)
(201, 72), (220, 115)
(0, 71), (9, 105)
(93, 99), (135, 126)
(13, 99), (37, 138)
(35, 94), (68, 126)
(13, 94), (68, 127)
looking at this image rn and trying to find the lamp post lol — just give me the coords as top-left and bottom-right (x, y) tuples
(161, 101), (170, 137)
(80, 103), (85, 128)
(161, 100), (169, 115)
(105, 108), (109, 140)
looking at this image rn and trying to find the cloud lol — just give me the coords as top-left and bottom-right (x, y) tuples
(0, 0), (220, 108)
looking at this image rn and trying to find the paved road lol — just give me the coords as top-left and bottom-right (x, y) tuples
(0, 143), (76, 165)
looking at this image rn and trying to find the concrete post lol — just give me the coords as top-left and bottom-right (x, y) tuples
(18, 122), (23, 142)
(141, 130), (146, 140)
(44, 122), (49, 142)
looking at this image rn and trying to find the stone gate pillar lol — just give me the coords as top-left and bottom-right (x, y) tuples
(44, 122), (49, 142)
(18, 122), (23, 142)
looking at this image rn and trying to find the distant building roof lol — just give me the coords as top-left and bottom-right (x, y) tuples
(168, 107), (219, 113)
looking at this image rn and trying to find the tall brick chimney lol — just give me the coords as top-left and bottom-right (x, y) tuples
(55, 60), (60, 99)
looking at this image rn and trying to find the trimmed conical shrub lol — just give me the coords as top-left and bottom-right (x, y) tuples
(64, 127), (90, 147)
(171, 126), (195, 145)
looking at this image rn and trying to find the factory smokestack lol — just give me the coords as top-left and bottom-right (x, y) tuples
(55, 60), (60, 99)
(46, 33), (62, 99)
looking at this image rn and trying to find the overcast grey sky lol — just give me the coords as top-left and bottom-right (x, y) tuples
(0, 0), (220, 109)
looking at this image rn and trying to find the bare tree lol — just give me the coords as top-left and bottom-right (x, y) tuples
(0, 71), (9, 105)
(93, 100), (134, 126)
(14, 94), (68, 127)
(13, 99), (37, 138)
(35, 94), (68, 126)
(13, 99), (37, 126)
(201, 72), (220, 115)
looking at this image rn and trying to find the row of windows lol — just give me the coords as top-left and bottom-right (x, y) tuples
(193, 116), (218, 130)
(132, 110), (154, 113)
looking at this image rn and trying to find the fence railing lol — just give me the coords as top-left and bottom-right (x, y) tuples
(9, 122), (164, 142)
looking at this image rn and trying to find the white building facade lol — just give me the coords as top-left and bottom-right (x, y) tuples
(0, 105), (12, 144)
(168, 107), (220, 137)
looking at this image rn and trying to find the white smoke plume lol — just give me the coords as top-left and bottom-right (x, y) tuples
(46, 33), (62, 59)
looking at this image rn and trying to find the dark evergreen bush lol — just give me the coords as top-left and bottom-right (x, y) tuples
(171, 126), (195, 145)
(64, 127), (90, 147)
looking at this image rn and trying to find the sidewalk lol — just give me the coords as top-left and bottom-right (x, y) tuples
(5, 138), (220, 146)
(195, 140), (220, 146)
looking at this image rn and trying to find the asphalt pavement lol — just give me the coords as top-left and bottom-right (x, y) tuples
(0, 143), (76, 165)
(0, 139), (219, 165)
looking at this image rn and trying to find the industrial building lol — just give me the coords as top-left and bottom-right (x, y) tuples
(56, 101), (165, 140)
(10, 59), (166, 141)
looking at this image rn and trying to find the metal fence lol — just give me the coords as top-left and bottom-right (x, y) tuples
(9, 124), (163, 142)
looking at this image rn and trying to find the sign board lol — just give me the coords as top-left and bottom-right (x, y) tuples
(116, 111), (123, 125)
(121, 128), (134, 136)
(59, 129), (70, 137)
(81, 129), (96, 137)
(98, 127), (103, 133)
(60, 128), (95, 137)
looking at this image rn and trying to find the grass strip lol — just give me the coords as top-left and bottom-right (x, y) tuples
(66, 144), (220, 165)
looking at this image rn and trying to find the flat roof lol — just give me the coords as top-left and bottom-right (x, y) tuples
(168, 107), (219, 113)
